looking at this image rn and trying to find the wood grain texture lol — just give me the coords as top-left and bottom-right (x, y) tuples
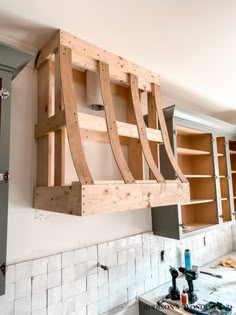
(130, 74), (164, 183)
(34, 181), (190, 216)
(54, 51), (65, 185)
(35, 111), (163, 142)
(99, 61), (135, 183)
(127, 91), (144, 180)
(153, 84), (188, 183)
(37, 60), (53, 186)
(36, 31), (60, 68)
(147, 92), (159, 180)
(59, 45), (93, 184)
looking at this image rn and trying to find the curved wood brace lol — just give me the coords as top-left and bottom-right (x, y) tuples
(59, 45), (93, 184)
(130, 74), (164, 183)
(99, 61), (135, 184)
(152, 83), (188, 183)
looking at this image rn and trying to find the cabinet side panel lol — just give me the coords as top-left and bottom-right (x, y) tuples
(152, 205), (180, 239)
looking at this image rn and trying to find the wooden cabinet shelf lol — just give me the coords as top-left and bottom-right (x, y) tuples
(184, 175), (212, 178)
(230, 150), (236, 155)
(177, 147), (210, 155)
(183, 199), (214, 205)
(182, 223), (214, 234)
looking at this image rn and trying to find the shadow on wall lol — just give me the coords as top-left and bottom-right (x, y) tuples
(160, 77), (236, 124)
(0, 10), (57, 51)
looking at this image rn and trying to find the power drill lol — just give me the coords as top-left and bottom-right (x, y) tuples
(169, 267), (180, 300)
(179, 267), (198, 304)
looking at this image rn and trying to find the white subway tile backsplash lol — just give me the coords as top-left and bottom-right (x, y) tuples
(48, 254), (61, 273)
(32, 257), (48, 277)
(87, 288), (98, 305)
(0, 226), (234, 315)
(48, 285), (61, 305)
(98, 270), (108, 287)
(87, 302), (98, 315)
(15, 296), (31, 315)
(32, 308), (47, 315)
(48, 301), (62, 315)
(0, 283), (15, 304)
(109, 290), (127, 309)
(62, 265), (75, 284)
(75, 248), (87, 265)
(75, 263), (87, 279)
(48, 270), (61, 289)
(62, 251), (75, 268)
(98, 296), (109, 314)
(99, 283), (109, 299)
(16, 279), (31, 299)
(15, 261), (32, 281)
(87, 273), (98, 290)
(6, 265), (15, 284)
(87, 260), (98, 276)
(62, 297), (75, 314)
(87, 246), (97, 261)
(32, 274), (47, 294)
(74, 291), (87, 310)
(32, 291), (47, 312)
(0, 302), (14, 315)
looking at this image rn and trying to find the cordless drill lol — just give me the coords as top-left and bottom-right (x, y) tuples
(169, 267), (180, 300)
(179, 267), (198, 304)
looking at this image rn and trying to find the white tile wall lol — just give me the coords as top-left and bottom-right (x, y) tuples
(0, 225), (234, 315)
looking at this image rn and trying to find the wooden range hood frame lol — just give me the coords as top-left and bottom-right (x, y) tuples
(34, 30), (190, 216)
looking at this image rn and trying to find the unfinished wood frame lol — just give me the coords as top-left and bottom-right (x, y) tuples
(34, 29), (189, 216)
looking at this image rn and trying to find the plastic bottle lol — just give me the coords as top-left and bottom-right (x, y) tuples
(184, 249), (191, 270)
(181, 287), (189, 306)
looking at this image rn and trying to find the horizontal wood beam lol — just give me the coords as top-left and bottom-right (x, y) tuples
(34, 181), (190, 216)
(35, 112), (163, 143)
(72, 53), (154, 92)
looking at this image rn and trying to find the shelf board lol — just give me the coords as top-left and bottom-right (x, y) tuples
(217, 153), (224, 157)
(182, 199), (214, 205)
(231, 171), (236, 174)
(182, 223), (214, 233)
(230, 150), (236, 155)
(177, 147), (210, 156)
(176, 125), (206, 135)
(221, 198), (228, 201)
(233, 196), (236, 199)
(185, 175), (212, 178)
(219, 175), (226, 178)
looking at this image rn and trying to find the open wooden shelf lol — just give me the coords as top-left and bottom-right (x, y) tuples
(177, 147), (210, 155)
(176, 125), (206, 136)
(221, 197), (228, 201)
(217, 153), (224, 157)
(231, 170), (236, 174)
(230, 150), (236, 155)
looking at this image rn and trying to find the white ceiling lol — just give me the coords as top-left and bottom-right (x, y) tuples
(0, 0), (236, 122)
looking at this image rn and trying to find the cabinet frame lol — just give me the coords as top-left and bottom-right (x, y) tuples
(152, 105), (236, 239)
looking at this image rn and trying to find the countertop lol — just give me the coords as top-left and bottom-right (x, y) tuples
(139, 252), (236, 314)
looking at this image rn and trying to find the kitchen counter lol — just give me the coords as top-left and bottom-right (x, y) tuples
(139, 252), (236, 314)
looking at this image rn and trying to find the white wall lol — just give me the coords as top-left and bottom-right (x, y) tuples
(7, 62), (157, 264)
